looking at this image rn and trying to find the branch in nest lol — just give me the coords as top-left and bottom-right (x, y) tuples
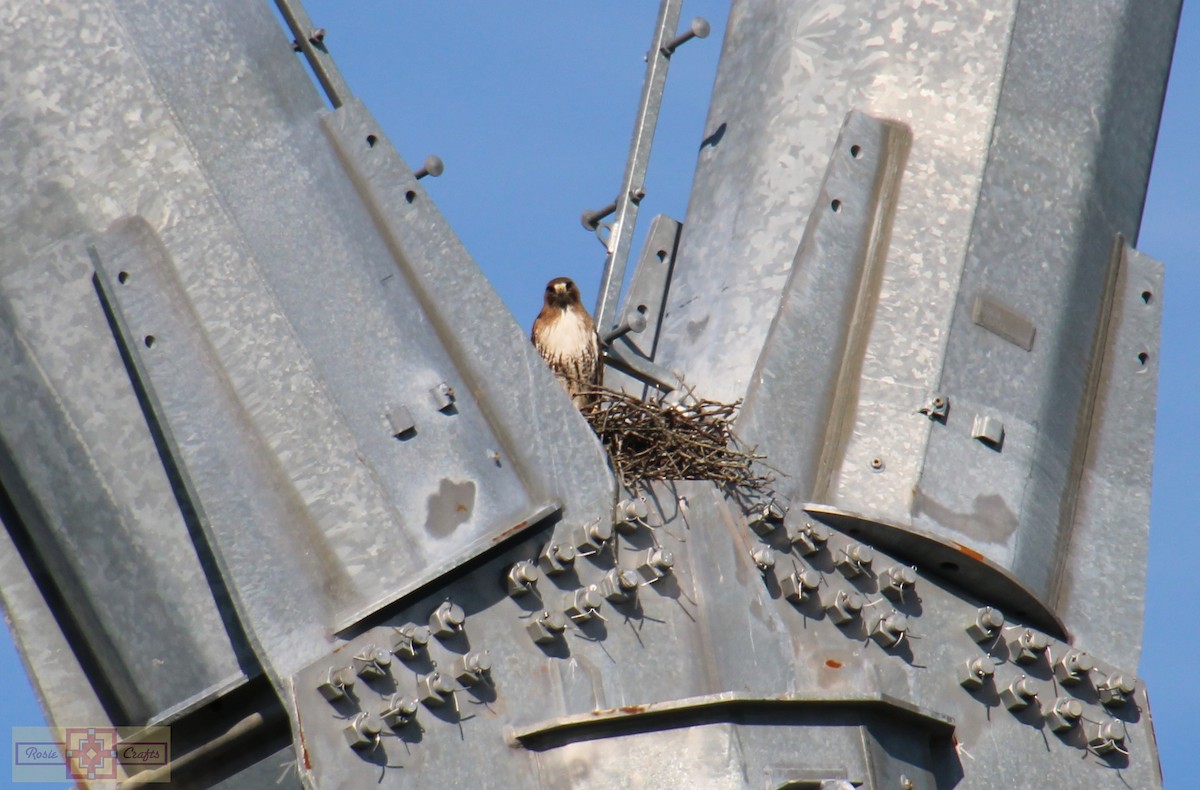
(579, 386), (773, 499)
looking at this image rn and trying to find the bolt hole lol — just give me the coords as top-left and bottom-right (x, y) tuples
(939, 561), (959, 572)
(1141, 290), (1153, 304)
(405, 190), (416, 204)
(366, 134), (378, 148)
(144, 335), (156, 348)
(831, 199), (842, 213)
(117, 271), (129, 284)
(636, 304), (648, 315)
(850, 144), (862, 159)
(1137, 351), (1149, 366)
(656, 249), (667, 262)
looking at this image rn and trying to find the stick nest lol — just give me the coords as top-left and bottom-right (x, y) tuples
(581, 386), (773, 497)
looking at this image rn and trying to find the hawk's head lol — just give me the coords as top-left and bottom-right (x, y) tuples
(543, 277), (583, 311)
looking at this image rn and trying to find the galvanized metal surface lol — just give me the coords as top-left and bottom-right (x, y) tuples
(0, 0), (1177, 787)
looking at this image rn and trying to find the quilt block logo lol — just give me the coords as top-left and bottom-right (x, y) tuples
(64, 727), (118, 781)
(13, 725), (170, 784)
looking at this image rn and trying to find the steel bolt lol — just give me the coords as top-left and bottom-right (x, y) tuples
(959, 656), (995, 690)
(1053, 650), (1096, 685)
(343, 712), (384, 751)
(429, 601), (466, 638)
(453, 650), (493, 686)
(538, 542), (576, 575)
(526, 609), (568, 644)
(789, 522), (830, 556)
(1010, 629), (1050, 664)
(1098, 673), (1137, 706)
(837, 544), (874, 576)
(391, 623), (431, 660)
(747, 500), (785, 536)
(614, 498), (649, 532)
(317, 666), (356, 702)
(781, 569), (822, 604)
(599, 568), (641, 603)
(1045, 697), (1084, 732)
(417, 671), (457, 707)
(966, 607), (1005, 642)
(565, 587), (604, 622)
(972, 414), (1004, 448)
(875, 612), (909, 647)
(827, 590), (865, 625)
(1000, 676), (1039, 711)
(380, 694), (419, 728)
(574, 519), (614, 554)
(660, 17), (710, 56)
(352, 645), (392, 679)
(880, 565), (917, 599)
(1088, 719), (1128, 754)
(638, 548), (675, 582)
(505, 560), (541, 596)
(414, 154), (444, 180)
(751, 547), (776, 572)
(430, 382), (456, 411)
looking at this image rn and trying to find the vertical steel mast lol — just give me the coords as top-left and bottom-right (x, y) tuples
(0, 0), (1177, 787)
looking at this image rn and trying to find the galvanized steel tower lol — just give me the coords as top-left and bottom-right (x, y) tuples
(0, 0), (1178, 787)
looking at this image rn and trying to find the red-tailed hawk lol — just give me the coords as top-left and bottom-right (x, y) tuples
(532, 277), (600, 408)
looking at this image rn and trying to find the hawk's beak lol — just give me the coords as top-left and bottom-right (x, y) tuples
(553, 283), (567, 295)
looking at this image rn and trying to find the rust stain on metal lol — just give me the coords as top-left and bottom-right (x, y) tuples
(825, 659), (843, 669)
(618, 705), (645, 714)
(492, 519), (530, 542)
(954, 542), (985, 562)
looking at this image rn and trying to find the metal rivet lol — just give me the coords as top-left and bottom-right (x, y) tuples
(751, 547), (776, 572)
(869, 457), (884, 471)
(415, 154), (444, 180)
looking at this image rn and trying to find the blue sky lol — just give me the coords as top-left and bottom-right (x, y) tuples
(1, 2), (1196, 787)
